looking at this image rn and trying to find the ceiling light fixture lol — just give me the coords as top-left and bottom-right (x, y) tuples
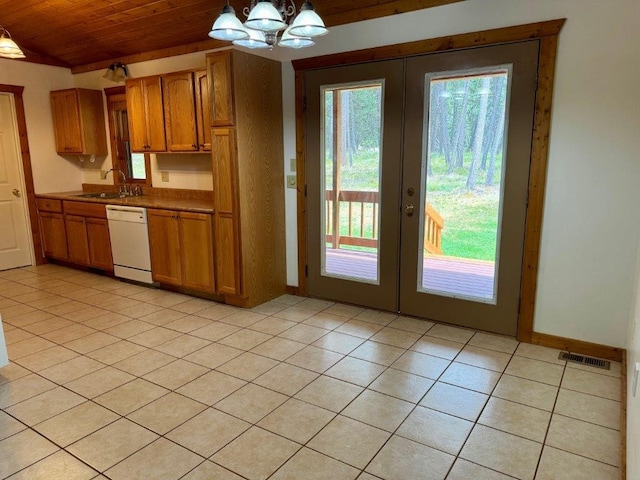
(0, 25), (25, 59)
(209, 0), (328, 50)
(103, 62), (129, 82)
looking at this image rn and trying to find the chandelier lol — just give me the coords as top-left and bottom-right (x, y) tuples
(209, 0), (328, 49)
(0, 26), (25, 59)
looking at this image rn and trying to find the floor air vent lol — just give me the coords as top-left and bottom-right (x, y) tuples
(558, 351), (610, 370)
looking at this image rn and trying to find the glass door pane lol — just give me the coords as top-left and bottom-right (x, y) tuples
(321, 82), (383, 284)
(419, 70), (510, 303)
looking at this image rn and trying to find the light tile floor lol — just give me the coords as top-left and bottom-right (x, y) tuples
(0, 264), (623, 480)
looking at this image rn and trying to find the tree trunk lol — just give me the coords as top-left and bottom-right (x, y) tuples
(480, 77), (502, 170)
(486, 109), (505, 186)
(452, 80), (470, 170)
(486, 76), (507, 186)
(466, 77), (491, 190)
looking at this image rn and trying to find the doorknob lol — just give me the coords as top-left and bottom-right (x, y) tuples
(12, 188), (20, 198)
(405, 204), (414, 216)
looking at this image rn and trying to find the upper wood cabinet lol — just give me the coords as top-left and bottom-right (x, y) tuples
(195, 70), (212, 151)
(50, 88), (108, 155)
(207, 53), (234, 126)
(125, 76), (166, 152)
(207, 50), (286, 307)
(162, 70), (211, 152)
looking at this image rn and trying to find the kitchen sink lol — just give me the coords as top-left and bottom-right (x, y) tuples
(74, 192), (127, 199)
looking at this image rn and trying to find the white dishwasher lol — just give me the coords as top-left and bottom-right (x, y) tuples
(106, 205), (154, 284)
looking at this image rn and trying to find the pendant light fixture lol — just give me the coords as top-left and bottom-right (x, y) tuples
(103, 62), (129, 82)
(209, 0), (327, 49)
(0, 26), (25, 59)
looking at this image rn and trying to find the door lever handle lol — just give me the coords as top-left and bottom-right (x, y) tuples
(12, 188), (20, 198)
(405, 204), (414, 216)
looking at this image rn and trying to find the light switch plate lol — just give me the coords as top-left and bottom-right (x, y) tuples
(286, 175), (296, 189)
(290, 158), (296, 172)
(161, 171), (169, 182)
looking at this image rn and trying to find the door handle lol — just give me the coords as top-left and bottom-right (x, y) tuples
(12, 188), (20, 198)
(405, 204), (414, 216)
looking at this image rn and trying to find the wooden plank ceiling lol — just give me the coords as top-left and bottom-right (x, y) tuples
(1, 0), (461, 73)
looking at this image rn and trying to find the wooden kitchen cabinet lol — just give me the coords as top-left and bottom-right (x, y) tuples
(50, 88), (108, 155)
(207, 50), (285, 307)
(148, 209), (214, 293)
(37, 197), (69, 261)
(147, 209), (182, 286)
(86, 218), (113, 271)
(125, 76), (166, 152)
(37, 198), (68, 260)
(163, 70), (211, 152)
(195, 70), (212, 151)
(163, 71), (198, 152)
(62, 201), (113, 271)
(65, 215), (90, 265)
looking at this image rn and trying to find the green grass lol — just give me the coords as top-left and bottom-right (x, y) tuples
(325, 150), (502, 261)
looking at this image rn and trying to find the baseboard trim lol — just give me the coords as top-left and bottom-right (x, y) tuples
(531, 332), (623, 362)
(621, 350), (627, 480)
(286, 285), (300, 296)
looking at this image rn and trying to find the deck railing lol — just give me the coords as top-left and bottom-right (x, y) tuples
(325, 190), (444, 254)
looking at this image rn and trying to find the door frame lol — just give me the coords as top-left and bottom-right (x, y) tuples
(0, 85), (43, 265)
(293, 19), (566, 343)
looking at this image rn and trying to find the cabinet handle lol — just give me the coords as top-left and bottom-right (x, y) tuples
(192, 144), (197, 149)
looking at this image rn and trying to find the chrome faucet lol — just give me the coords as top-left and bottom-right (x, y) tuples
(105, 168), (127, 184)
(105, 168), (128, 194)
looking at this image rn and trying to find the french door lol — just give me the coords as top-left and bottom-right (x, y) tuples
(305, 41), (539, 335)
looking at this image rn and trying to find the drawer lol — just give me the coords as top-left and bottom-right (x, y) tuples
(63, 201), (107, 218)
(36, 198), (63, 213)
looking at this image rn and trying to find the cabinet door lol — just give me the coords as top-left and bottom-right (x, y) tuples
(195, 70), (211, 151)
(144, 76), (167, 152)
(65, 215), (90, 265)
(211, 128), (241, 295)
(86, 218), (113, 271)
(125, 79), (149, 152)
(206, 52), (234, 126)
(180, 212), (215, 293)
(147, 209), (181, 286)
(39, 212), (68, 260)
(163, 72), (198, 152)
(51, 90), (82, 153)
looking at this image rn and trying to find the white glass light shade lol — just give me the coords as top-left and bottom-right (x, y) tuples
(279, 26), (314, 49)
(245, 1), (287, 32)
(288, 2), (328, 37)
(103, 67), (116, 81)
(209, 6), (249, 41)
(0, 34), (25, 59)
(233, 28), (269, 49)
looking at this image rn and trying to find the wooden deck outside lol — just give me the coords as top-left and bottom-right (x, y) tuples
(325, 248), (495, 300)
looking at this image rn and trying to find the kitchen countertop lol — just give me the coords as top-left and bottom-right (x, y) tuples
(37, 191), (215, 214)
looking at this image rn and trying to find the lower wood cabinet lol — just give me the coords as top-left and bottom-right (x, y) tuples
(86, 218), (114, 271)
(39, 211), (68, 260)
(63, 201), (113, 271)
(65, 214), (90, 265)
(147, 209), (215, 294)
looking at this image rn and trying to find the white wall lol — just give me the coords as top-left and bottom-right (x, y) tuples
(273, 0), (640, 348)
(627, 243), (640, 480)
(0, 59), (80, 193)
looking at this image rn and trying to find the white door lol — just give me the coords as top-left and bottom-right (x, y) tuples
(0, 93), (33, 270)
